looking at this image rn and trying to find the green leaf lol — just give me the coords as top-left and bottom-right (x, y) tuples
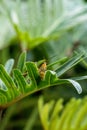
(0, 59), (14, 89)
(49, 99), (63, 130)
(0, 52), (85, 108)
(56, 53), (84, 76)
(70, 75), (87, 81)
(64, 79), (82, 94)
(17, 51), (26, 72)
(38, 96), (54, 130)
(47, 57), (68, 69)
(13, 69), (27, 94)
(42, 6), (87, 37)
(5, 59), (14, 73)
(0, 64), (18, 101)
(0, 64), (16, 90)
(38, 97), (87, 130)
(38, 70), (82, 94)
(1, 0), (87, 49)
(26, 62), (39, 88)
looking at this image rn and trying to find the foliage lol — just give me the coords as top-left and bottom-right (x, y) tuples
(38, 96), (87, 130)
(0, 0), (87, 49)
(0, 0), (87, 130)
(0, 52), (86, 108)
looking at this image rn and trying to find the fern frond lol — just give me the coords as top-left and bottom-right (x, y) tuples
(38, 96), (87, 130)
(0, 52), (86, 108)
